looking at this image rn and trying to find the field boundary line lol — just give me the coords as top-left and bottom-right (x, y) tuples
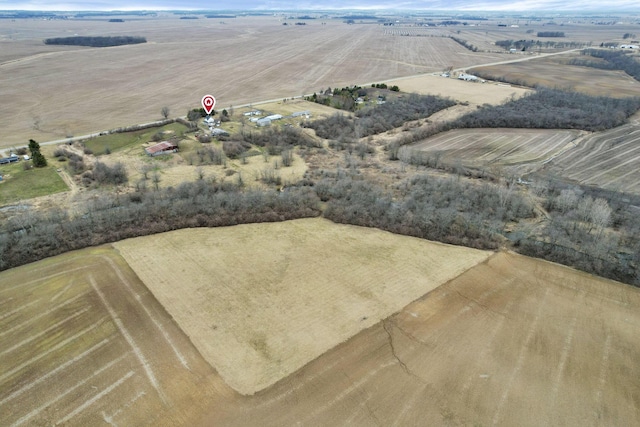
(0, 265), (97, 295)
(297, 360), (396, 425)
(544, 290), (584, 426)
(0, 337), (112, 406)
(390, 383), (428, 427)
(56, 370), (135, 425)
(102, 390), (146, 426)
(460, 297), (517, 396)
(0, 291), (90, 338)
(101, 255), (189, 370)
(50, 281), (74, 302)
(89, 275), (166, 404)
(9, 354), (127, 427)
(0, 307), (90, 357)
(254, 353), (347, 408)
(0, 298), (41, 321)
(0, 319), (107, 383)
(492, 287), (549, 426)
(595, 332), (613, 421)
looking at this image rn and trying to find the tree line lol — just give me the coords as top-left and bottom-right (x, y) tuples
(569, 49), (640, 82)
(306, 93), (456, 140)
(451, 88), (640, 132)
(44, 36), (147, 47)
(0, 182), (320, 271)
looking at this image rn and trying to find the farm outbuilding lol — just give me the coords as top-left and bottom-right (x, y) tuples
(211, 128), (230, 137)
(0, 154), (19, 165)
(145, 141), (178, 156)
(458, 73), (479, 81)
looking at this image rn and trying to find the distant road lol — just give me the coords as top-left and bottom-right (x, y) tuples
(6, 48), (578, 153)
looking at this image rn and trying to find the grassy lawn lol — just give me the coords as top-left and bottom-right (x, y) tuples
(0, 162), (68, 205)
(82, 122), (190, 155)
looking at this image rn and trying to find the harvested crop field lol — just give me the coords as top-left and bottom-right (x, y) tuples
(395, 74), (530, 106)
(0, 16), (506, 148)
(0, 247), (224, 426)
(548, 119), (640, 194)
(471, 55), (640, 98)
(201, 251), (640, 427)
(407, 128), (581, 168)
(2, 221), (640, 426)
(113, 218), (491, 395)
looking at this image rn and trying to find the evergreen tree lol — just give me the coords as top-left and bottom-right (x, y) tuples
(28, 138), (47, 167)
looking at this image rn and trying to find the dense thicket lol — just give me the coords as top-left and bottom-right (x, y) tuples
(453, 88), (640, 131)
(307, 94), (455, 139)
(569, 49), (640, 82)
(0, 183), (320, 271)
(518, 184), (640, 285)
(237, 126), (321, 154)
(318, 173), (534, 250)
(44, 36), (146, 47)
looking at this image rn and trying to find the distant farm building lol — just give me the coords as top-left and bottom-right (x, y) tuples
(211, 128), (230, 137)
(0, 154), (19, 165)
(458, 73), (479, 81)
(145, 141), (178, 156)
(243, 110), (262, 116)
(620, 44), (639, 49)
(257, 114), (284, 127)
(291, 111), (310, 118)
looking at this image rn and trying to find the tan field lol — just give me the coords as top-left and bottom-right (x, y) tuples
(396, 74), (530, 106)
(113, 218), (491, 394)
(471, 55), (640, 98)
(0, 16), (510, 148)
(2, 220), (640, 426)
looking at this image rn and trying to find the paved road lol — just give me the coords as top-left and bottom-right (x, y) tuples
(3, 48), (579, 154)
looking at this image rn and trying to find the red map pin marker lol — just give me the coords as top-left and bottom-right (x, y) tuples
(201, 94), (216, 115)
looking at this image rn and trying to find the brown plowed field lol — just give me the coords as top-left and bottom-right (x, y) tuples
(548, 120), (640, 194)
(471, 55), (640, 98)
(202, 250), (640, 427)
(408, 128), (581, 168)
(0, 247), (226, 426)
(2, 221), (640, 426)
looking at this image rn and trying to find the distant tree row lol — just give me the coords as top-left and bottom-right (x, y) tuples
(44, 36), (146, 47)
(495, 39), (588, 51)
(569, 49), (640, 82)
(537, 31), (565, 37)
(452, 88), (640, 132)
(450, 36), (479, 52)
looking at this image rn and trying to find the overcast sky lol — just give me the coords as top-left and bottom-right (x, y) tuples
(1, 0), (639, 11)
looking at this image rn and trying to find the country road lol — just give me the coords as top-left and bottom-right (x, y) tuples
(2, 48), (579, 154)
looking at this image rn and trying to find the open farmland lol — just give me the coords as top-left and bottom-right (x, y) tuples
(390, 74), (530, 106)
(0, 16), (510, 148)
(471, 54), (640, 97)
(113, 218), (491, 395)
(0, 247), (225, 426)
(406, 128), (581, 168)
(201, 250), (640, 426)
(2, 220), (640, 426)
(547, 118), (640, 194)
